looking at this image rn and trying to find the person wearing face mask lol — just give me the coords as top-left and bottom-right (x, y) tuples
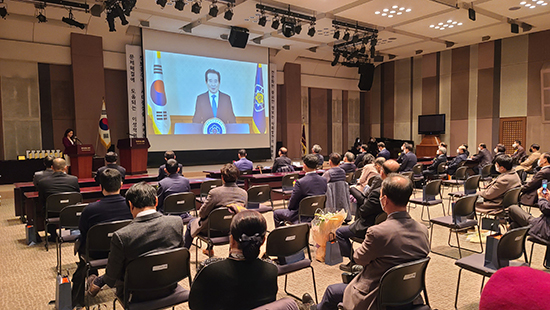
(423, 146), (447, 179)
(476, 155), (522, 215)
(516, 144), (541, 172)
(471, 143), (493, 174)
(490, 144), (506, 175)
(398, 143), (417, 172)
(511, 140), (526, 165)
(446, 146), (468, 176)
(509, 186), (550, 243)
(519, 153), (550, 206)
(396, 142), (407, 164)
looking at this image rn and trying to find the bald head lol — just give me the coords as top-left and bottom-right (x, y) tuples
(381, 159), (400, 179)
(279, 147), (288, 156)
(52, 158), (67, 172)
(381, 173), (413, 213)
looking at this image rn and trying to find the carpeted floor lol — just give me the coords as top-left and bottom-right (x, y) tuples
(0, 179), (548, 310)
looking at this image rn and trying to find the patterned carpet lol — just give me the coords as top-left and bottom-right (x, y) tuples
(0, 180), (547, 310)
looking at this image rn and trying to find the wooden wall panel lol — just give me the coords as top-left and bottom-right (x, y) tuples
(382, 62), (394, 138)
(360, 91), (371, 142)
(50, 64), (75, 152)
(342, 90), (349, 153)
(104, 69), (129, 155)
(422, 53), (439, 115)
(309, 88), (329, 155)
(282, 63), (302, 159)
(451, 47), (469, 121)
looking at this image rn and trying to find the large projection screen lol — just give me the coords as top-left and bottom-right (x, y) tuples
(142, 28), (270, 152)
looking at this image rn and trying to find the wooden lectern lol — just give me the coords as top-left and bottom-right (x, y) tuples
(416, 135), (441, 158)
(65, 144), (95, 179)
(117, 138), (150, 175)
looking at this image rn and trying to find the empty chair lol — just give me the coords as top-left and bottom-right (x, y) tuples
(113, 247), (192, 310)
(442, 166), (468, 193)
(408, 179), (445, 222)
(265, 223), (318, 303)
(298, 195), (327, 224)
(516, 169), (527, 185)
(480, 164), (493, 187)
(163, 192), (197, 224)
(447, 175), (481, 213)
(454, 226), (530, 309)
(44, 192), (83, 251)
(378, 257), (432, 310)
(56, 203), (87, 273)
(194, 207), (234, 263)
(271, 173), (299, 208)
(430, 195), (483, 259)
(247, 184), (274, 213)
(434, 162), (448, 180)
(196, 179), (223, 203)
(412, 163), (425, 186)
(528, 235), (550, 269)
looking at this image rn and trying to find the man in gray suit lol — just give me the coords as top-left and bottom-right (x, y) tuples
(87, 182), (184, 301)
(33, 155), (55, 186)
(192, 69), (236, 124)
(315, 173), (430, 310)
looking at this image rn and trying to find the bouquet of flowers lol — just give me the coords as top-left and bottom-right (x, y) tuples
(310, 209), (347, 262)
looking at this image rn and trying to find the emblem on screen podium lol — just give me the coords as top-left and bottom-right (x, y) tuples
(203, 117), (226, 134)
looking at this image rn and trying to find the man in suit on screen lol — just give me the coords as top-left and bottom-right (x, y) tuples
(192, 69), (237, 124)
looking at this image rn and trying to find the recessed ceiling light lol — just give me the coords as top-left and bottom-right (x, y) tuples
(397, 12), (402, 15)
(435, 26), (439, 29)
(383, 8), (389, 12)
(375, 11), (380, 14)
(406, 8), (411, 12)
(440, 28), (444, 30)
(388, 15), (393, 17)
(400, 7), (405, 10)
(438, 22), (443, 25)
(452, 21), (457, 24)
(430, 24), (435, 27)
(537, 0), (543, 3)
(520, 1), (526, 3)
(447, 19), (452, 23)
(390, 10), (396, 13)
(449, 25), (454, 28)
(543, 2), (548, 5)
(458, 22), (463, 25)
(382, 13), (387, 16)
(392, 5), (398, 8)
(530, 5), (536, 7)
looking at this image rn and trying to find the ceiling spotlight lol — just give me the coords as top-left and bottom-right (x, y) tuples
(282, 18), (295, 38)
(122, 0), (136, 16)
(0, 7), (7, 19)
(113, 3), (128, 25)
(359, 45), (366, 54)
(223, 4), (233, 20)
(468, 7), (476, 21)
(370, 45), (376, 58)
(352, 33), (359, 43)
(271, 16), (280, 29)
(258, 14), (266, 27)
(295, 23), (302, 34)
(350, 49), (359, 58)
(342, 30), (350, 41)
(106, 10), (116, 31)
(36, 12), (47, 23)
(174, 0), (185, 11)
(62, 10), (85, 29)
(156, 0), (167, 8)
(511, 22), (519, 33)
(191, 1), (201, 14)
(209, 3), (218, 17)
(307, 23), (315, 37)
(331, 53), (340, 66)
(333, 29), (340, 39)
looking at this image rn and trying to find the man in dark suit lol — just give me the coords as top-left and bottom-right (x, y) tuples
(340, 152), (357, 174)
(33, 155), (55, 186)
(71, 169), (132, 306)
(322, 153), (346, 183)
(423, 146), (447, 178)
(336, 160), (400, 272)
(158, 150), (183, 180)
(471, 143), (493, 174)
(192, 69), (236, 124)
(354, 144), (369, 169)
(156, 159), (191, 213)
(234, 149), (253, 171)
(273, 154), (328, 227)
(520, 153), (550, 206)
(447, 145), (468, 175)
(377, 142), (390, 160)
(398, 144), (417, 172)
(491, 144), (506, 175)
(312, 144), (325, 167)
(511, 140), (526, 165)
(95, 151), (126, 184)
(510, 187), (550, 242)
(89, 182), (184, 301)
(272, 147), (294, 173)
(316, 173), (430, 310)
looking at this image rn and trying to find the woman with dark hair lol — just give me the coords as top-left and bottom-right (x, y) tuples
(189, 210), (278, 310)
(63, 128), (75, 149)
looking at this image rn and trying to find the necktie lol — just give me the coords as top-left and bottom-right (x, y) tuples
(212, 95), (217, 118)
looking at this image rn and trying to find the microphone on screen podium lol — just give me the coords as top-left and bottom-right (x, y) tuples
(74, 136), (83, 145)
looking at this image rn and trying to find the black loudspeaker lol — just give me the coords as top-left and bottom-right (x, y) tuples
(228, 26), (249, 49)
(358, 63), (375, 91)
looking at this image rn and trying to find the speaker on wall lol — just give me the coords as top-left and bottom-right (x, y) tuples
(228, 26), (249, 49)
(358, 63), (375, 91)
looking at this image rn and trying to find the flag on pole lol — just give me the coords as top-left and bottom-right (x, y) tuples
(252, 63), (266, 134)
(150, 51), (170, 134)
(301, 123), (307, 156)
(99, 98), (111, 149)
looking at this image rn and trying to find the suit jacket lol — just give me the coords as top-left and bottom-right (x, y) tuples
(343, 211), (430, 310)
(516, 151), (541, 172)
(512, 145), (526, 164)
(349, 176), (383, 238)
(399, 152), (418, 172)
(156, 174), (191, 212)
(477, 170), (522, 213)
(287, 172), (328, 212)
(427, 154), (447, 172)
(78, 194), (132, 255)
(103, 211), (184, 301)
(473, 148), (493, 168)
(192, 91), (236, 124)
(322, 167), (347, 183)
(272, 155), (292, 173)
(529, 198), (550, 241)
(95, 163), (126, 184)
(447, 153), (467, 175)
(37, 171), (80, 208)
(33, 168), (54, 186)
(355, 152), (366, 169)
(63, 136), (75, 149)
(190, 183), (247, 237)
(157, 163), (183, 181)
(520, 166), (550, 206)
(316, 154), (325, 167)
(491, 152), (506, 175)
(340, 162), (357, 174)
(377, 149), (390, 160)
(234, 157), (253, 171)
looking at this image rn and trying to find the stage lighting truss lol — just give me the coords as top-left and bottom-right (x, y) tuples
(62, 9), (85, 29)
(255, 3), (316, 37)
(35, 4), (47, 23)
(191, 0), (201, 14)
(332, 32), (379, 66)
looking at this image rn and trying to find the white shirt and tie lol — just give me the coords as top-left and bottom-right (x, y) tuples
(208, 91), (219, 118)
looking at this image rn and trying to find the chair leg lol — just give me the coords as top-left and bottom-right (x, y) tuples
(477, 224), (484, 254)
(455, 230), (462, 258)
(310, 266), (319, 304)
(529, 241), (534, 267)
(454, 268), (462, 309)
(480, 276), (485, 294)
(45, 221), (49, 251)
(113, 298), (117, 310)
(429, 224), (434, 249)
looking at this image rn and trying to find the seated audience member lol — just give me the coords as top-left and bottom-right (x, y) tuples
(398, 144), (417, 172)
(520, 153), (550, 206)
(491, 144), (506, 175)
(89, 182), (184, 301)
(515, 144), (541, 172)
(340, 152), (357, 174)
(184, 164), (247, 253)
(509, 187), (550, 241)
(337, 160), (399, 272)
(351, 154), (379, 194)
(366, 137), (378, 156)
(471, 143), (493, 174)
(446, 146), (468, 175)
(511, 140), (526, 165)
(273, 154), (327, 227)
(476, 155), (522, 214)
(396, 143), (407, 164)
(323, 153), (347, 183)
(272, 147), (294, 173)
(33, 155), (55, 186)
(354, 144), (369, 169)
(95, 151), (126, 184)
(423, 146), (447, 178)
(462, 143), (470, 157)
(158, 151), (183, 180)
(234, 149), (254, 171)
(156, 159), (191, 213)
(189, 210), (278, 310)
(439, 142), (447, 148)
(377, 142), (390, 160)
(71, 169), (132, 306)
(312, 144), (325, 167)
(316, 173), (430, 310)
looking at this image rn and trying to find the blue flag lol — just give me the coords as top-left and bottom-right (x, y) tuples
(252, 64), (266, 134)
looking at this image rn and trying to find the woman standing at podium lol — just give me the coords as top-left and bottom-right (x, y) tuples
(62, 128), (76, 169)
